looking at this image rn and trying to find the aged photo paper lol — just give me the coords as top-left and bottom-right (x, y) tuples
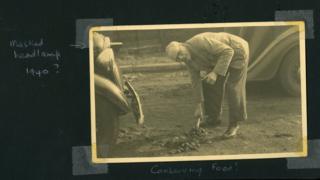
(89, 22), (307, 163)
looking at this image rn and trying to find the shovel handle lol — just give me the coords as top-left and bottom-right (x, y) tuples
(194, 74), (206, 129)
(195, 103), (205, 129)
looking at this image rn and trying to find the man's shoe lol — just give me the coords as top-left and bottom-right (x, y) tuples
(200, 120), (221, 128)
(222, 125), (240, 138)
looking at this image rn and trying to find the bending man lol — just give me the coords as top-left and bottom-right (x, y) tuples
(166, 32), (249, 138)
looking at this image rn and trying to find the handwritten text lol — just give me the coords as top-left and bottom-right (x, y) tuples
(9, 38), (62, 78)
(150, 164), (202, 177)
(10, 39), (44, 48)
(13, 49), (61, 61)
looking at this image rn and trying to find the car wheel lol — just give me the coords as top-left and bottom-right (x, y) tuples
(95, 93), (120, 158)
(278, 46), (301, 96)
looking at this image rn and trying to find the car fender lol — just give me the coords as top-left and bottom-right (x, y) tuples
(94, 74), (130, 114)
(247, 28), (299, 81)
(95, 48), (124, 90)
(95, 48), (115, 81)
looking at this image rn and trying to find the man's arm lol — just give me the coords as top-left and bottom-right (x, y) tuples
(203, 37), (234, 77)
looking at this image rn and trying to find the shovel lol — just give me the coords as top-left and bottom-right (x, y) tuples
(195, 78), (206, 129)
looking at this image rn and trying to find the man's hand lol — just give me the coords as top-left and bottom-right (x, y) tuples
(203, 71), (218, 85)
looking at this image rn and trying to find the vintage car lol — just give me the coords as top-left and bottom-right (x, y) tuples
(234, 25), (301, 96)
(92, 33), (144, 157)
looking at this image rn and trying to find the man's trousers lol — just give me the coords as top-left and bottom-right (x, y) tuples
(202, 62), (248, 125)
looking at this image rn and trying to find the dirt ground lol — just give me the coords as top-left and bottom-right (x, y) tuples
(107, 68), (303, 158)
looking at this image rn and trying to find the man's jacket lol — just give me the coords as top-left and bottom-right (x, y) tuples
(184, 32), (249, 103)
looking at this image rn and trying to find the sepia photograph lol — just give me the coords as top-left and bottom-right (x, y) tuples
(89, 22), (307, 163)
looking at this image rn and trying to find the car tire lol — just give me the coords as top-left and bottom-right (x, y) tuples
(278, 46), (301, 97)
(95, 93), (120, 158)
